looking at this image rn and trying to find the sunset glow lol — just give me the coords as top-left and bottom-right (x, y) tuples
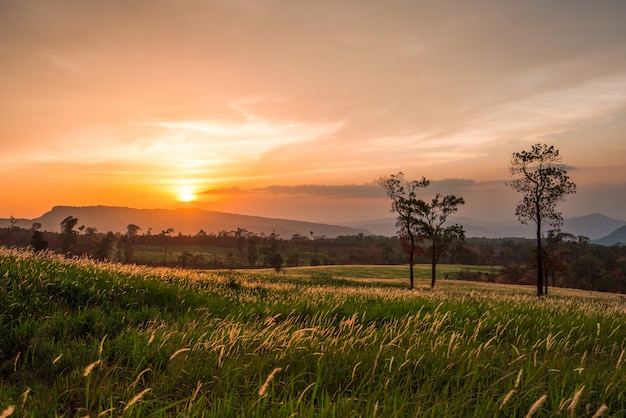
(1, 1), (626, 223)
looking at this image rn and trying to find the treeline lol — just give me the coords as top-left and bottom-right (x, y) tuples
(1, 219), (625, 293)
(0, 222), (407, 267)
(455, 234), (626, 294)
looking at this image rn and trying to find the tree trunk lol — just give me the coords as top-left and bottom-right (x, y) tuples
(536, 217), (544, 297)
(431, 237), (437, 288)
(409, 233), (415, 290)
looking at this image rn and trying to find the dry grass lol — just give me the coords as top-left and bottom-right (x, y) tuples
(1, 247), (625, 416)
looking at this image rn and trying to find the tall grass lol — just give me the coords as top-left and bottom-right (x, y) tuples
(1, 247), (625, 416)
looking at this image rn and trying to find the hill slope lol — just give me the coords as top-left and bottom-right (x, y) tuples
(594, 225), (626, 246)
(15, 206), (371, 238)
(346, 213), (626, 239)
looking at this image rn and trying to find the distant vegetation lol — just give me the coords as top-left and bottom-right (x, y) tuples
(0, 139), (621, 297)
(1, 217), (625, 293)
(1, 248), (625, 416)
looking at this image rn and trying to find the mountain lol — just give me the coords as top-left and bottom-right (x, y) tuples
(594, 225), (626, 246)
(344, 213), (626, 240)
(561, 213), (626, 240)
(2, 206), (371, 238)
(345, 217), (535, 238)
(343, 218), (397, 237)
(3, 206), (623, 240)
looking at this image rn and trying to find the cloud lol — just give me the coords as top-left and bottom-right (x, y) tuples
(472, 74), (626, 143)
(201, 186), (248, 195)
(255, 183), (384, 199)
(245, 178), (476, 199)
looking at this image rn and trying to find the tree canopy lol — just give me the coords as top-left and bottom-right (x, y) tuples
(379, 173), (465, 289)
(507, 144), (576, 297)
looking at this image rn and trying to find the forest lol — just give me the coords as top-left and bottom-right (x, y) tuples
(1, 218), (624, 294)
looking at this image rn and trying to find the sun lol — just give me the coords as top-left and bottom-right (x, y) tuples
(177, 185), (196, 203)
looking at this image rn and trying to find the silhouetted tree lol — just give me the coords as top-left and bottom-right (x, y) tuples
(380, 173), (464, 289)
(125, 224), (141, 263)
(415, 195), (465, 288)
(379, 173), (429, 289)
(247, 235), (258, 268)
(235, 228), (248, 267)
(507, 144), (576, 297)
(160, 228), (174, 265)
(60, 216), (79, 257)
(31, 226), (48, 252)
(269, 253), (283, 272)
(264, 231), (283, 272)
(95, 232), (116, 261)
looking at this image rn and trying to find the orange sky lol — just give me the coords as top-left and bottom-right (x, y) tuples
(2, 1), (626, 223)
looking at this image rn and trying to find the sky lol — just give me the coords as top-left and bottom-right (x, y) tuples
(2, 0), (626, 224)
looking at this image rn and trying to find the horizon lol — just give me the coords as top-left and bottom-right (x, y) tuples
(2, 1), (626, 223)
(3, 203), (624, 230)
(3, 204), (626, 243)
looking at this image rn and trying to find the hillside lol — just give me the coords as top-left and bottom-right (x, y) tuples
(347, 213), (626, 240)
(3, 207), (624, 240)
(2, 206), (371, 238)
(594, 225), (626, 246)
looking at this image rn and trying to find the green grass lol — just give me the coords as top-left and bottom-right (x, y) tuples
(1, 247), (625, 417)
(283, 264), (498, 280)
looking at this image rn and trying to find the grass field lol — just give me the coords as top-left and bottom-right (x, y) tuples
(280, 264), (498, 283)
(1, 247), (625, 417)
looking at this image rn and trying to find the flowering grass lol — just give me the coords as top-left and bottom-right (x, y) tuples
(1, 247), (625, 416)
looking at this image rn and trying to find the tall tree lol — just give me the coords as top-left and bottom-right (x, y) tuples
(60, 216), (79, 257)
(416, 201), (466, 288)
(31, 222), (48, 252)
(125, 224), (141, 263)
(95, 232), (116, 261)
(264, 230), (283, 272)
(160, 228), (174, 265)
(507, 143), (576, 297)
(379, 173), (430, 289)
(247, 234), (259, 268)
(235, 228), (249, 267)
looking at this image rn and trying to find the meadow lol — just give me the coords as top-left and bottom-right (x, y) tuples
(1, 247), (625, 417)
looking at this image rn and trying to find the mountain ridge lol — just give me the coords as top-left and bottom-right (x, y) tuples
(594, 225), (626, 246)
(344, 213), (626, 240)
(0, 205), (371, 239)
(2, 206), (625, 241)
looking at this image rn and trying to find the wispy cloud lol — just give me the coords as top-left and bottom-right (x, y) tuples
(455, 74), (626, 145)
(206, 178), (477, 200)
(255, 183), (384, 199)
(201, 186), (248, 195)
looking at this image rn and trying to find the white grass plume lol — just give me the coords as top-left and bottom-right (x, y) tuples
(83, 360), (101, 377)
(258, 367), (282, 397)
(123, 388), (151, 412)
(0, 405), (15, 418)
(592, 404), (608, 418)
(568, 385), (585, 416)
(525, 394), (547, 417)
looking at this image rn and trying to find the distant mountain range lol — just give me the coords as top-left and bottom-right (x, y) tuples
(593, 225), (626, 246)
(345, 213), (626, 243)
(0, 206), (370, 239)
(1, 206), (625, 244)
